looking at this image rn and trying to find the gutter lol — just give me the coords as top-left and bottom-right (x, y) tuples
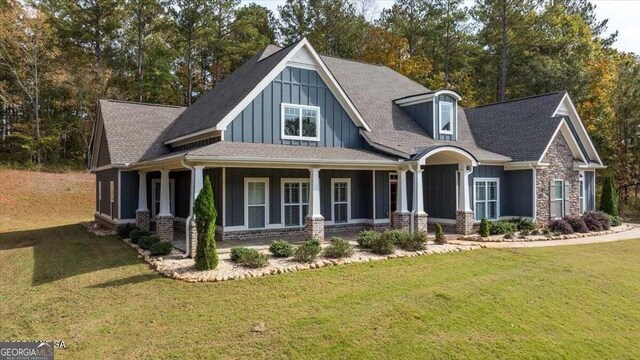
(181, 159), (195, 258)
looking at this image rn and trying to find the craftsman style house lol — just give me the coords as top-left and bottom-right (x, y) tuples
(90, 39), (604, 257)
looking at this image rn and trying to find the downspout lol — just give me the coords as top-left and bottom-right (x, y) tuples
(181, 159), (195, 259)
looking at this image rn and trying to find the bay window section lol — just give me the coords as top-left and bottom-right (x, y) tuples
(474, 178), (499, 220)
(281, 103), (320, 141)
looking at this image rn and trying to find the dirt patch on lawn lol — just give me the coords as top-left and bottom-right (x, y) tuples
(0, 170), (95, 232)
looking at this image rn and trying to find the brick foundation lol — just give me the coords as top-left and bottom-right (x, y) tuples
(414, 212), (428, 233)
(135, 209), (150, 231)
(392, 212), (411, 231)
(456, 211), (474, 235)
(156, 214), (174, 243)
(188, 219), (197, 258)
(305, 216), (325, 241)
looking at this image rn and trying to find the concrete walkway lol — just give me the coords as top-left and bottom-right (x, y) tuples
(450, 223), (640, 248)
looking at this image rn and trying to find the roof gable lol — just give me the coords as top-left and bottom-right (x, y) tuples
(552, 93), (603, 165)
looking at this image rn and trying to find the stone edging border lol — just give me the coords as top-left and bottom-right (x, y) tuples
(122, 239), (483, 283)
(458, 224), (633, 243)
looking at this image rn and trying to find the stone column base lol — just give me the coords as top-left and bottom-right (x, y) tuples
(188, 218), (198, 258)
(456, 210), (474, 235)
(135, 209), (150, 231)
(414, 212), (428, 233)
(156, 214), (174, 243)
(393, 212), (411, 232)
(305, 215), (325, 241)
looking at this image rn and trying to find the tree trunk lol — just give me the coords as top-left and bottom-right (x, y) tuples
(136, 0), (143, 102)
(499, 1), (508, 102)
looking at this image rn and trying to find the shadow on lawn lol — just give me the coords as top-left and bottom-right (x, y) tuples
(0, 224), (145, 286)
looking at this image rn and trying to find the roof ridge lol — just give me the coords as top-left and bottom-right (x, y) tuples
(102, 99), (185, 109)
(466, 91), (565, 110)
(320, 52), (389, 68)
(257, 41), (298, 62)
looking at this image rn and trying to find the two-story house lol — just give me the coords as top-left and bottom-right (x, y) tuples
(90, 39), (604, 257)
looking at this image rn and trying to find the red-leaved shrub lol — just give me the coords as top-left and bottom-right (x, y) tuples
(550, 219), (574, 234)
(563, 216), (589, 233)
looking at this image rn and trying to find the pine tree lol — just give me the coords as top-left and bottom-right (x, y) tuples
(600, 173), (618, 216)
(194, 175), (218, 270)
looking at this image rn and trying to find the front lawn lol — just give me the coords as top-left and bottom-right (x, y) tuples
(1, 224), (639, 359)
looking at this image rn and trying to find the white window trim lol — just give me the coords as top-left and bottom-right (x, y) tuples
(473, 177), (500, 220)
(439, 101), (454, 135)
(550, 178), (565, 219)
(331, 178), (351, 224)
(579, 171), (585, 213)
(244, 177), (270, 229)
(281, 178), (310, 228)
(280, 103), (320, 142)
(151, 179), (175, 219)
(98, 181), (102, 213)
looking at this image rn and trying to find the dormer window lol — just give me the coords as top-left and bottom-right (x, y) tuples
(439, 101), (454, 135)
(281, 103), (320, 141)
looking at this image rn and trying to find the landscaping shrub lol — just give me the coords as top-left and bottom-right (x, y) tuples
(434, 224), (446, 245)
(610, 215), (622, 227)
(542, 228), (551, 235)
(269, 240), (293, 258)
(550, 219), (574, 235)
(194, 176), (218, 270)
(479, 218), (490, 237)
(530, 229), (540, 235)
(323, 237), (354, 258)
(520, 229), (530, 236)
(149, 241), (173, 256)
(398, 231), (427, 251)
(230, 247), (252, 262)
(600, 173), (618, 216)
(583, 211), (611, 231)
(140, 235), (160, 250)
(117, 223), (136, 239)
(130, 229), (151, 244)
(514, 218), (536, 231)
(293, 239), (322, 262)
(563, 216), (589, 233)
(239, 249), (269, 268)
(384, 229), (412, 247)
(489, 221), (517, 235)
(504, 232), (514, 239)
(371, 231), (396, 254)
(356, 230), (380, 248)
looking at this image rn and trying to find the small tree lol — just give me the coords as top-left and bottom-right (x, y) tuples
(600, 173), (618, 216)
(434, 224), (446, 244)
(194, 175), (218, 270)
(479, 218), (490, 237)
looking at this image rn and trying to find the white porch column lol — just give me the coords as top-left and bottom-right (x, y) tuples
(414, 167), (425, 214)
(305, 167), (324, 241)
(159, 169), (171, 216)
(135, 171), (150, 231)
(456, 163), (474, 235)
(193, 165), (204, 200)
(393, 168), (411, 231)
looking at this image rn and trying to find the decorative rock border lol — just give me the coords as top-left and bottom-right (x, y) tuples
(457, 224), (633, 243)
(121, 238), (483, 283)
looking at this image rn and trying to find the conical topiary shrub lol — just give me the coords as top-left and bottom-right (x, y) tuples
(479, 218), (490, 237)
(600, 173), (618, 216)
(434, 223), (446, 244)
(194, 175), (218, 270)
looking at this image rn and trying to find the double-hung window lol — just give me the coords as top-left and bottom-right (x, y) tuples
(474, 178), (499, 220)
(246, 179), (268, 229)
(281, 103), (320, 141)
(332, 179), (350, 223)
(550, 179), (565, 218)
(283, 180), (309, 227)
(439, 101), (454, 134)
(579, 173), (585, 213)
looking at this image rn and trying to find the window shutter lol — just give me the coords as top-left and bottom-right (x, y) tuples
(549, 180), (556, 218)
(564, 182), (571, 217)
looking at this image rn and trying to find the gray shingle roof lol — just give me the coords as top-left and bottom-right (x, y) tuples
(98, 100), (185, 165)
(464, 92), (567, 162)
(160, 43), (299, 143)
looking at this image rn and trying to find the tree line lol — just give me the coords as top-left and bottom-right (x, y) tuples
(0, 0), (638, 201)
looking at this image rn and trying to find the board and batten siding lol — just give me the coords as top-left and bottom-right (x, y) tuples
(433, 94), (458, 141)
(120, 171), (139, 219)
(402, 102), (433, 136)
(423, 164), (458, 219)
(96, 168), (118, 218)
(503, 169), (534, 217)
(96, 127), (111, 167)
(374, 170), (392, 220)
(226, 66), (366, 148)
(401, 94), (457, 141)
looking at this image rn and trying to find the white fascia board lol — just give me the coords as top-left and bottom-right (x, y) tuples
(537, 119), (587, 164)
(552, 93), (603, 165)
(184, 155), (402, 168)
(394, 90), (462, 107)
(89, 112), (103, 169)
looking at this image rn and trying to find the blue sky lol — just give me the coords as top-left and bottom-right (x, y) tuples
(242, 0), (640, 55)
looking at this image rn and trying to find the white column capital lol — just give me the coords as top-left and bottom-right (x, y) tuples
(397, 168), (409, 213)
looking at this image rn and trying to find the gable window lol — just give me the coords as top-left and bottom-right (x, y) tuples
(550, 179), (565, 218)
(332, 179), (351, 223)
(474, 178), (499, 220)
(439, 101), (454, 135)
(282, 180), (309, 227)
(281, 103), (320, 141)
(245, 178), (269, 229)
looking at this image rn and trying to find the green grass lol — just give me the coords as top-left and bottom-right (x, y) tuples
(1, 225), (640, 359)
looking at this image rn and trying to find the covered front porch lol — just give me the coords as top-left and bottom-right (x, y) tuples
(130, 145), (480, 258)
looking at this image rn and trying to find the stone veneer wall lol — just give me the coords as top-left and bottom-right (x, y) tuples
(135, 209), (150, 231)
(156, 215), (174, 243)
(455, 211), (474, 235)
(392, 212), (411, 232)
(536, 133), (581, 227)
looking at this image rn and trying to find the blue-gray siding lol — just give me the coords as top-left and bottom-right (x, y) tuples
(403, 101), (433, 136)
(227, 66), (366, 148)
(433, 94), (458, 141)
(584, 171), (596, 211)
(469, 165), (506, 215)
(503, 170), (534, 217)
(423, 164), (457, 219)
(374, 170), (392, 219)
(120, 171), (139, 219)
(96, 168), (118, 218)
(401, 94), (457, 141)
